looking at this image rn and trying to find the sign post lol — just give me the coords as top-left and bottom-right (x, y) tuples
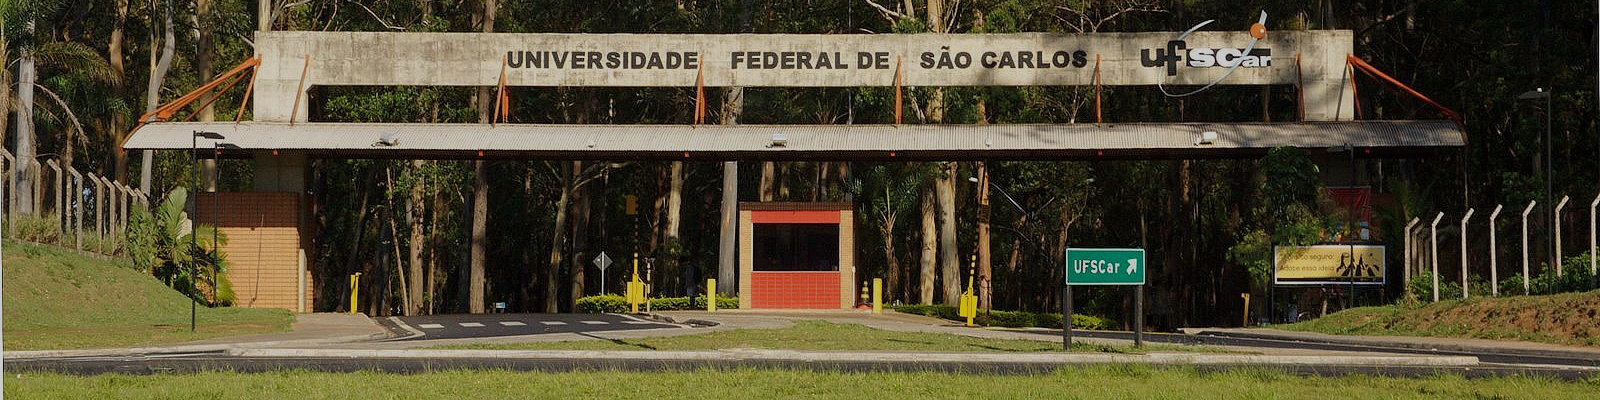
(1064, 248), (1147, 349)
(592, 252), (613, 294)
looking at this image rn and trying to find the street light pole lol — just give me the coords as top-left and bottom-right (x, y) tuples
(1519, 88), (1555, 275)
(190, 131), (224, 332)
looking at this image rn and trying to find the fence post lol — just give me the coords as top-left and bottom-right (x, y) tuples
(68, 167), (82, 250)
(1404, 217), (1421, 286)
(1460, 209), (1475, 299)
(1430, 212), (1444, 302)
(1555, 196), (1570, 276)
(1521, 201), (1537, 295)
(1489, 205), (1504, 296)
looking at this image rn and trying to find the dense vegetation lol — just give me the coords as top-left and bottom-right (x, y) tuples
(5, 1), (1598, 329)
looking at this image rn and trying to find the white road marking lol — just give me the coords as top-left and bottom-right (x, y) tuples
(621, 321), (651, 325)
(417, 323), (445, 329)
(579, 320), (608, 325)
(540, 321), (568, 326)
(499, 321), (526, 326)
(459, 322), (485, 327)
(385, 317), (428, 340)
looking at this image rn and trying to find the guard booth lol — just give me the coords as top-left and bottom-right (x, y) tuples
(738, 202), (855, 309)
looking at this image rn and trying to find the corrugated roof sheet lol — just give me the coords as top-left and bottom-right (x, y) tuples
(125, 121), (1462, 160)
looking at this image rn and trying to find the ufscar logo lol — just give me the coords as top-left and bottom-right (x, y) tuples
(1145, 11), (1271, 97)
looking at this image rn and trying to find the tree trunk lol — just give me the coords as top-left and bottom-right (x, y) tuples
(544, 162), (573, 313)
(718, 158), (739, 295)
(194, 0), (216, 188)
(936, 163), (959, 305)
(467, 0), (495, 314)
(568, 173), (591, 310)
(406, 160), (426, 316)
(109, 0), (129, 182)
(469, 160), (488, 313)
(918, 186), (937, 304)
(385, 167), (409, 315)
(975, 161), (991, 309)
(881, 222), (901, 303)
(759, 162), (776, 201)
(13, 22), (37, 215)
(141, 0), (178, 192)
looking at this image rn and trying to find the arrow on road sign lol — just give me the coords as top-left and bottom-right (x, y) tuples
(1127, 259), (1138, 274)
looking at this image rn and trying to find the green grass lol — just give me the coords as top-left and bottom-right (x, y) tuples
(1278, 290), (1600, 347)
(3, 241), (294, 350)
(7, 366), (1598, 399)
(437, 320), (1211, 353)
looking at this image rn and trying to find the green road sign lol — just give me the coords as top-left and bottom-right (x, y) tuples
(1065, 248), (1146, 285)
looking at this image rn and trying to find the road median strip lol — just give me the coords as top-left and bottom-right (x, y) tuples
(225, 348), (1479, 366)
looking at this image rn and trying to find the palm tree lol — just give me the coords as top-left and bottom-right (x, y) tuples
(3, 0), (117, 216)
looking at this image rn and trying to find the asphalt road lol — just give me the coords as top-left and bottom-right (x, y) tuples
(7, 353), (1595, 379)
(376, 313), (681, 341)
(1033, 329), (1600, 368)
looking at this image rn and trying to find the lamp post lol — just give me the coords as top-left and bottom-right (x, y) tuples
(191, 131), (224, 332)
(1517, 88), (1554, 274)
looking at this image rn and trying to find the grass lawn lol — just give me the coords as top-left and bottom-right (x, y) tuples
(3, 241), (294, 350)
(437, 320), (1213, 353)
(7, 366), (1598, 399)
(1277, 290), (1600, 347)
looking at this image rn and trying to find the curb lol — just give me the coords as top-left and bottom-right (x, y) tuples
(640, 313), (719, 327)
(1193, 329), (1600, 361)
(3, 332), (388, 360)
(226, 348), (1480, 366)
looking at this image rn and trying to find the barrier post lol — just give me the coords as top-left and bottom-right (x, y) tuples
(872, 278), (883, 314)
(1240, 293), (1251, 327)
(707, 278), (717, 312)
(349, 272), (362, 314)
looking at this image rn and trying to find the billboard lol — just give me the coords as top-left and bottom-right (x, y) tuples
(1272, 245), (1385, 285)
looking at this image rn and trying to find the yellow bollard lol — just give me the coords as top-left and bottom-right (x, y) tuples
(348, 272), (363, 315)
(958, 255), (978, 326)
(872, 278), (882, 314)
(1240, 293), (1251, 327)
(707, 279), (717, 312)
(626, 254), (642, 313)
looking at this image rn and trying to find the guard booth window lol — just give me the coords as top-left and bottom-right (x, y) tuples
(753, 223), (839, 271)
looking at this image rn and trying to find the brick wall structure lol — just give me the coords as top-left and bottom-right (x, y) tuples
(196, 192), (313, 312)
(738, 202), (854, 309)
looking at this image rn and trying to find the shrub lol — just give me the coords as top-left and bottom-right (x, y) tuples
(891, 304), (1110, 330)
(575, 294), (739, 313)
(12, 213), (63, 244)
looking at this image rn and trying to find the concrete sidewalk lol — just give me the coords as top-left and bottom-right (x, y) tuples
(5, 313), (389, 359)
(1191, 327), (1600, 360)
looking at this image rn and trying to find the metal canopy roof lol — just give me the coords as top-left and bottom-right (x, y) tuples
(125, 121), (1463, 161)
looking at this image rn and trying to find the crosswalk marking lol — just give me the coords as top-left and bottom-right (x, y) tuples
(579, 320), (608, 325)
(499, 321), (526, 326)
(459, 322), (485, 327)
(540, 321), (567, 326)
(417, 323), (444, 329)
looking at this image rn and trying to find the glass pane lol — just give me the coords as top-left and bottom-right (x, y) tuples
(753, 223), (839, 271)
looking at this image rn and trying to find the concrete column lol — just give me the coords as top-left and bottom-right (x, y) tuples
(251, 151), (307, 192)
